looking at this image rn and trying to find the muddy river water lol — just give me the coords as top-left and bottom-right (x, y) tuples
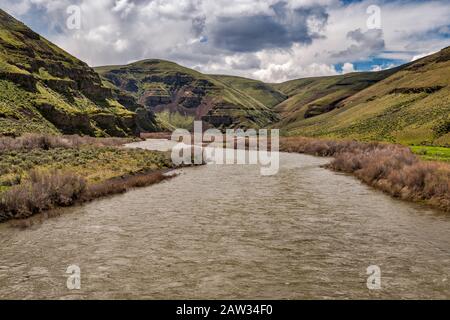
(0, 139), (449, 299)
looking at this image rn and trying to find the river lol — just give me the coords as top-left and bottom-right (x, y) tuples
(0, 139), (449, 299)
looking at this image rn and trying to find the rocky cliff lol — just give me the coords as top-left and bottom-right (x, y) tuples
(96, 60), (282, 130)
(0, 9), (159, 137)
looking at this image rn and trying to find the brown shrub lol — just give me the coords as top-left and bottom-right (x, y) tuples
(0, 134), (135, 153)
(281, 136), (450, 212)
(0, 170), (87, 221)
(84, 171), (170, 200)
(140, 132), (172, 140)
(0, 169), (172, 222)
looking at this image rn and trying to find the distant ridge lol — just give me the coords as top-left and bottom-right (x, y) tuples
(95, 59), (284, 130)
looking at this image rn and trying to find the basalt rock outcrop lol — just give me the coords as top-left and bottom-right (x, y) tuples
(96, 60), (281, 130)
(0, 9), (159, 137)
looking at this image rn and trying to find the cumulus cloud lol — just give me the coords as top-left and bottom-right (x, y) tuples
(209, 2), (328, 52)
(2, 0), (450, 82)
(332, 29), (385, 61)
(341, 62), (355, 74)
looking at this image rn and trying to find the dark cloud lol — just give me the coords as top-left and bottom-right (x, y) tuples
(192, 16), (206, 36)
(332, 28), (385, 60)
(209, 2), (328, 52)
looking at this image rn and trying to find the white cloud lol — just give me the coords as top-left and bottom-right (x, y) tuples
(253, 60), (338, 83)
(411, 51), (438, 62)
(2, 0), (450, 82)
(112, 0), (135, 17)
(341, 62), (355, 74)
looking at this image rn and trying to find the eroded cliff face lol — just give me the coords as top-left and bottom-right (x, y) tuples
(0, 9), (159, 137)
(113, 72), (217, 117)
(96, 60), (279, 130)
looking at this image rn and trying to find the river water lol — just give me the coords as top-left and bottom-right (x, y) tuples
(0, 139), (449, 299)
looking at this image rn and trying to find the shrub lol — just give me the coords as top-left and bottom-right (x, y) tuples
(280, 137), (450, 212)
(0, 169), (171, 222)
(0, 134), (135, 153)
(85, 171), (169, 200)
(0, 170), (86, 221)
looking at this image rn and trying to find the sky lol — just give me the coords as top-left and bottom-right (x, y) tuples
(1, 0), (450, 82)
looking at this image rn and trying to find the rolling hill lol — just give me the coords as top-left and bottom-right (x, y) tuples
(95, 60), (282, 130)
(0, 9), (159, 137)
(277, 47), (450, 146)
(0, 7), (448, 146)
(210, 74), (287, 108)
(272, 67), (400, 124)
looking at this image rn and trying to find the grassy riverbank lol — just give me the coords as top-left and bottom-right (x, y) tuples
(0, 134), (174, 222)
(410, 146), (450, 162)
(280, 137), (450, 212)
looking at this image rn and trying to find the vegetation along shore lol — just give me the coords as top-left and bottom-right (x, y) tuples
(0, 134), (175, 223)
(280, 137), (450, 213)
(0, 8), (449, 222)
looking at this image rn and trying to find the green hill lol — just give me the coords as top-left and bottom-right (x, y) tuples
(210, 74), (287, 108)
(277, 47), (450, 146)
(95, 60), (280, 130)
(272, 68), (400, 126)
(1, 8), (448, 144)
(0, 9), (159, 137)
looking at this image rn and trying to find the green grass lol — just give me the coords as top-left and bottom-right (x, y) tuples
(0, 57), (30, 74)
(156, 111), (195, 130)
(0, 29), (24, 48)
(410, 146), (450, 162)
(36, 67), (63, 80)
(0, 146), (172, 190)
(0, 136), (174, 221)
(0, 80), (59, 136)
(211, 74), (287, 108)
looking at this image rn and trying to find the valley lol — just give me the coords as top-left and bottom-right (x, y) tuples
(1, 8), (449, 148)
(1, 139), (449, 299)
(1, 7), (449, 221)
(1, 0), (449, 303)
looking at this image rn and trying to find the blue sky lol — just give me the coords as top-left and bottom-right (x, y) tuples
(1, 0), (449, 82)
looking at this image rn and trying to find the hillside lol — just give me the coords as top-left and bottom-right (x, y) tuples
(278, 47), (450, 145)
(273, 68), (400, 126)
(210, 74), (287, 108)
(95, 60), (280, 130)
(1, 8), (447, 144)
(0, 9), (159, 137)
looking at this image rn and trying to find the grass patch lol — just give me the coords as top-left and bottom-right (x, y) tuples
(0, 168), (173, 222)
(0, 134), (174, 222)
(156, 111), (195, 131)
(410, 146), (450, 162)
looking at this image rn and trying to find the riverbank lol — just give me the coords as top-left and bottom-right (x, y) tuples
(0, 134), (175, 223)
(146, 132), (450, 212)
(280, 137), (450, 212)
(3, 139), (448, 299)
